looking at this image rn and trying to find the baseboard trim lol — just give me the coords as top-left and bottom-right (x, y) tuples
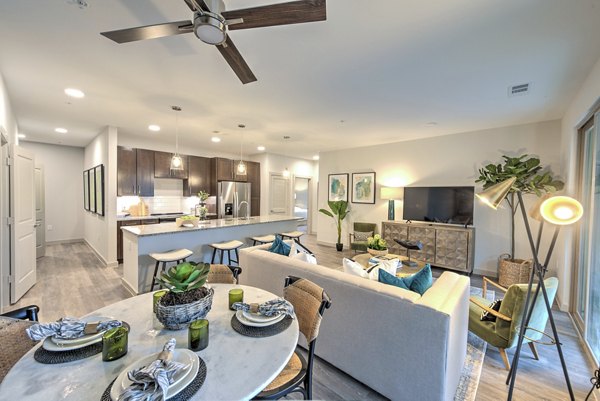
(473, 267), (497, 278)
(82, 240), (119, 268)
(120, 278), (138, 297)
(46, 238), (84, 245)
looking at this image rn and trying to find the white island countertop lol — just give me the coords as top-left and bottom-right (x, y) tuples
(122, 215), (301, 237)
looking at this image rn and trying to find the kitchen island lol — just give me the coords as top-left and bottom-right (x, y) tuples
(121, 215), (301, 294)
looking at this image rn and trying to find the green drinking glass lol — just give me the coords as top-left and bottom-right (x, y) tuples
(102, 326), (129, 361)
(228, 288), (244, 310)
(153, 290), (168, 313)
(188, 319), (209, 351)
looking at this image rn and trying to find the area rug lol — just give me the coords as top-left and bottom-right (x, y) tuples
(453, 287), (494, 401)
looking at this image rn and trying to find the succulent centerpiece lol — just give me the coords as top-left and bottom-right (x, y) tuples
(367, 234), (388, 257)
(155, 262), (214, 330)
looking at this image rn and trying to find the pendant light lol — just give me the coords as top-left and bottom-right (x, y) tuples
(236, 124), (247, 175)
(282, 136), (291, 178)
(170, 105), (184, 171)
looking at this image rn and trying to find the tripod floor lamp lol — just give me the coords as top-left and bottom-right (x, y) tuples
(476, 177), (584, 401)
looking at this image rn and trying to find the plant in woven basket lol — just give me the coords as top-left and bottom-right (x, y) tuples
(157, 262), (211, 307)
(476, 154), (564, 262)
(367, 234), (387, 251)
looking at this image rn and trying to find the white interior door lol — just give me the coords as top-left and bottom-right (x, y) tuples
(10, 145), (36, 303)
(270, 173), (290, 215)
(35, 165), (45, 258)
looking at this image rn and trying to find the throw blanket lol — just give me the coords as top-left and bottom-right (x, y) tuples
(26, 317), (122, 341)
(118, 338), (187, 401)
(232, 298), (295, 318)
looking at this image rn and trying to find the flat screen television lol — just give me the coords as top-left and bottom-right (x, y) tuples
(402, 186), (474, 225)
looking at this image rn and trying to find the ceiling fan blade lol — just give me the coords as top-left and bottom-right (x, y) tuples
(101, 20), (193, 43)
(216, 36), (257, 84)
(222, 0), (326, 31)
(182, 0), (210, 12)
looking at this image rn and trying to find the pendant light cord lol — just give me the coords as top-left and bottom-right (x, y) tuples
(175, 111), (179, 155)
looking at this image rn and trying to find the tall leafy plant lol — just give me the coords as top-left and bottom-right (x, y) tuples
(476, 154), (564, 260)
(319, 200), (350, 245)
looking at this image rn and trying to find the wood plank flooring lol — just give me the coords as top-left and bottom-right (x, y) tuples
(4, 238), (598, 400)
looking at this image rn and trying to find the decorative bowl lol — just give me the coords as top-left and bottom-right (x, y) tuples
(156, 287), (214, 330)
(367, 248), (388, 257)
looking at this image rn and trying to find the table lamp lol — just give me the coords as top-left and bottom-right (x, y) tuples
(477, 178), (583, 401)
(381, 187), (403, 221)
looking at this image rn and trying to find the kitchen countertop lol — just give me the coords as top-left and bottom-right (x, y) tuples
(121, 215), (302, 237)
(117, 213), (217, 221)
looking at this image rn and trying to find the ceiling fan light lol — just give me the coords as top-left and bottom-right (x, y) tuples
(194, 14), (227, 45)
(170, 154), (184, 170)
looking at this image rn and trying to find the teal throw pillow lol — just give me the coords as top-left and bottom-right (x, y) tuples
(267, 236), (291, 256)
(378, 269), (410, 290)
(405, 264), (433, 295)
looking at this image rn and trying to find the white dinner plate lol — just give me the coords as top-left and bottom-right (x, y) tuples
(242, 310), (282, 323)
(236, 310), (285, 327)
(110, 349), (198, 401)
(50, 315), (114, 346)
(43, 335), (102, 351)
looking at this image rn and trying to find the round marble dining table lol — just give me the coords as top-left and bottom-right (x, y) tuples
(0, 284), (299, 401)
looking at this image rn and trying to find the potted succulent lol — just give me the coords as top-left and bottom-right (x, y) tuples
(196, 191), (210, 220)
(367, 234), (388, 257)
(476, 154), (564, 285)
(319, 200), (350, 251)
(155, 261), (213, 330)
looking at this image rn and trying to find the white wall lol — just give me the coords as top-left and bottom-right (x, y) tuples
(250, 153), (319, 233)
(0, 71), (18, 310)
(84, 126), (118, 266)
(317, 120), (562, 277)
(556, 56), (600, 310)
(20, 142), (84, 242)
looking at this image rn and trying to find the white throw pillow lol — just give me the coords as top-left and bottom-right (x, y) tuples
(292, 252), (318, 264)
(367, 259), (399, 280)
(343, 258), (369, 279)
(288, 241), (298, 257)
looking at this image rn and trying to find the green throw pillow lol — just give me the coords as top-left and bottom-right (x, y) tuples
(378, 264), (433, 295)
(267, 236), (291, 256)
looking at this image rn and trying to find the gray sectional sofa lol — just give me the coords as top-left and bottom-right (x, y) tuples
(239, 244), (470, 401)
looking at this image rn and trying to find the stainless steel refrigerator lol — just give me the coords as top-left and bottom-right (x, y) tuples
(218, 181), (251, 218)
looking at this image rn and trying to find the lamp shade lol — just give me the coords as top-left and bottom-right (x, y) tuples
(381, 187), (403, 200)
(540, 196), (583, 225)
(170, 154), (184, 170)
(475, 177), (516, 209)
(528, 193), (551, 222)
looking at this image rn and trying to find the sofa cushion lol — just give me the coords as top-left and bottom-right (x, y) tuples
(292, 252), (317, 264)
(378, 269), (410, 290)
(267, 236), (291, 256)
(403, 263), (433, 295)
(354, 231), (373, 241)
(343, 258), (369, 279)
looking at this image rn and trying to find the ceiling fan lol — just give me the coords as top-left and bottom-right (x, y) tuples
(100, 0), (326, 84)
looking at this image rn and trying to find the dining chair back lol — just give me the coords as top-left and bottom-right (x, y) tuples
(206, 264), (242, 284)
(254, 276), (332, 400)
(0, 305), (40, 382)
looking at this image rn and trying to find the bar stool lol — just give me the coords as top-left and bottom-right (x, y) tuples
(279, 231), (305, 243)
(209, 240), (244, 266)
(250, 234), (276, 246)
(149, 248), (193, 291)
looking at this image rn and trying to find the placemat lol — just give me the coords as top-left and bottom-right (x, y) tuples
(34, 322), (130, 365)
(100, 355), (207, 401)
(231, 314), (293, 337)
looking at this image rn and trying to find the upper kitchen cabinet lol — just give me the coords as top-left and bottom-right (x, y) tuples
(155, 151), (189, 179)
(246, 161), (261, 216)
(117, 147), (154, 197)
(185, 155), (212, 197)
(233, 160), (248, 182)
(212, 157), (234, 181)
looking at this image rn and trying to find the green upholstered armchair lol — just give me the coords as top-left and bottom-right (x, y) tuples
(348, 222), (377, 253)
(468, 276), (558, 370)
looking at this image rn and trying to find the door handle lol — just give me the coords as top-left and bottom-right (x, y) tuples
(34, 223), (41, 228)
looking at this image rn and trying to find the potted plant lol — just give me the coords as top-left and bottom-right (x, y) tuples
(476, 154), (564, 285)
(155, 261), (213, 330)
(367, 234), (388, 257)
(319, 200), (350, 251)
(196, 191), (210, 220)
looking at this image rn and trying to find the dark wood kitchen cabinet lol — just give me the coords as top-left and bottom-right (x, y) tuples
(117, 147), (154, 196)
(212, 157), (234, 181)
(154, 151), (189, 179)
(246, 161), (261, 216)
(117, 218), (159, 262)
(185, 155), (212, 196)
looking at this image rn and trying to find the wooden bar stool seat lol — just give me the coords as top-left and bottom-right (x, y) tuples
(250, 234), (276, 246)
(148, 248), (193, 291)
(209, 240), (244, 266)
(279, 231), (304, 243)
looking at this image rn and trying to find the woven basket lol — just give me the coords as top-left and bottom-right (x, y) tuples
(498, 256), (532, 287)
(367, 248), (388, 257)
(156, 287), (214, 330)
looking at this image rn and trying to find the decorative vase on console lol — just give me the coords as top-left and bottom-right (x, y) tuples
(367, 234), (388, 257)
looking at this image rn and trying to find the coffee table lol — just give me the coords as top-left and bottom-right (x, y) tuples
(353, 253), (427, 277)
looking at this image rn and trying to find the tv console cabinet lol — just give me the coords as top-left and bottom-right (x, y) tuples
(381, 221), (475, 274)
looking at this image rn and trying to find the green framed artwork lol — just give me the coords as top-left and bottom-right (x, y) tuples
(328, 173), (348, 202)
(352, 172), (376, 204)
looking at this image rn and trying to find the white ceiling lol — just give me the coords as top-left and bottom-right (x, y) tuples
(1, 0), (600, 158)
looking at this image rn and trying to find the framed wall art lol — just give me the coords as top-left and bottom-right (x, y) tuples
(328, 173), (349, 202)
(83, 170), (90, 211)
(94, 164), (105, 216)
(351, 172), (376, 204)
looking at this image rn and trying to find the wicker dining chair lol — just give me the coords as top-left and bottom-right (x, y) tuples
(206, 264), (242, 284)
(254, 276), (332, 400)
(0, 305), (40, 382)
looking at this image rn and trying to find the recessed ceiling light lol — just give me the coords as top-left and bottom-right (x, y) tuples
(64, 88), (85, 98)
(312, 155), (320, 160)
(148, 125), (160, 132)
(18, 134), (26, 139)
(55, 127), (68, 134)
(257, 146), (265, 151)
(211, 137), (221, 143)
